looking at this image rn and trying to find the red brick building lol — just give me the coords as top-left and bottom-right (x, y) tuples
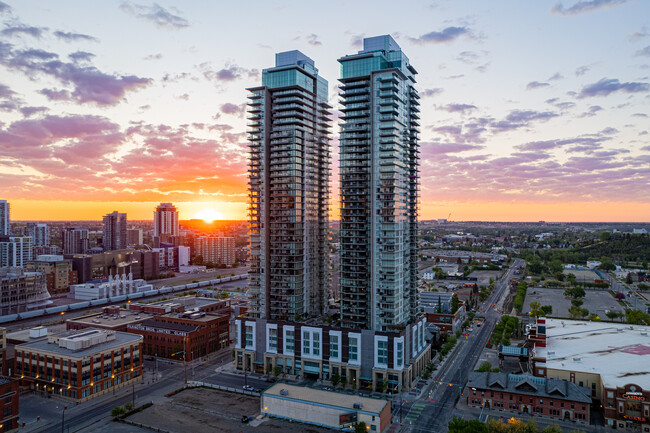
(467, 372), (591, 424)
(127, 312), (230, 361)
(15, 329), (143, 403)
(0, 377), (18, 431)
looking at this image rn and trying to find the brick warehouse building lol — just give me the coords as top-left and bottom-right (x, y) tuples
(0, 376), (19, 431)
(127, 311), (230, 361)
(467, 372), (591, 424)
(15, 329), (143, 403)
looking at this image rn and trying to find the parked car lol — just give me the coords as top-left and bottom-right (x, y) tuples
(243, 385), (254, 391)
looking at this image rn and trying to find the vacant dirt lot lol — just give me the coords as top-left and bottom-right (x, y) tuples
(127, 387), (331, 433)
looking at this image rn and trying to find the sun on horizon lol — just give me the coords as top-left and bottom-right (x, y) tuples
(194, 209), (223, 223)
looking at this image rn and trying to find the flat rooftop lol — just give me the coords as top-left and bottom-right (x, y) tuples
(69, 310), (151, 327)
(17, 329), (142, 358)
(140, 296), (223, 309)
(537, 319), (650, 390)
(263, 384), (388, 414)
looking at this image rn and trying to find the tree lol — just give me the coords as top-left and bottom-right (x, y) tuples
(548, 259), (563, 274)
(571, 299), (583, 308)
(528, 255), (544, 274)
(451, 294), (459, 314)
(606, 310), (622, 321)
(626, 309), (650, 325)
(568, 306), (582, 319)
(564, 287), (585, 299)
(626, 273), (634, 284)
(448, 417), (489, 433)
(476, 361), (492, 372)
(579, 308), (589, 318)
(541, 426), (563, 433)
(600, 257), (616, 271)
(566, 273), (577, 285)
(540, 305), (553, 316)
(354, 422), (368, 433)
(437, 296), (443, 313)
(340, 376), (347, 389)
(111, 406), (125, 417)
(272, 366), (282, 377)
(330, 373), (340, 387)
(529, 301), (542, 318)
(588, 313), (601, 321)
(124, 402), (133, 411)
(614, 292), (625, 300)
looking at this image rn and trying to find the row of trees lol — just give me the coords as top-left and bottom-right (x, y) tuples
(448, 416), (584, 433)
(513, 282), (528, 312)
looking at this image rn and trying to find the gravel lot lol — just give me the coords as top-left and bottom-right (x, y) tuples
(127, 387), (332, 433)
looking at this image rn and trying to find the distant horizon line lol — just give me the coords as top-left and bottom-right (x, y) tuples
(8, 219), (650, 225)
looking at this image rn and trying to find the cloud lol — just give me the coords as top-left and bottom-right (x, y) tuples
(575, 65), (591, 76)
(220, 102), (245, 116)
(636, 46), (650, 57)
(526, 81), (550, 90)
(551, 0), (628, 16)
(0, 1), (11, 13)
(422, 142), (484, 154)
(490, 110), (559, 132)
(198, 62), (258, 82)
(20, 106), (47, 117)
(440, 103), (477, 113)
(39, 88), (72, 101)
(456, 51), (479, 64)
(1, 24), (47, 38)
(410, 26), (469, 44)
(545, 98), (576, 110)
(577, 105), (603, 117)
(548, 72), (564, 81)
(0, 43), (151, 105)
(0, 82), (21, 111)
(120, 2), (189, 29)
(306, 34), (322, 46)
(630, 26), (649, 41)
(421, 88), (443, 97)
(53, 31), (99, 42)
(577, 77), (649, 98)
(144, 53), (163, 61)
(68, 51), (95, 62)
(350, 34), (364, 48)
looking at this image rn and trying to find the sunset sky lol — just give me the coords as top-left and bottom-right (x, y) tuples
(0, 0), (649, 222)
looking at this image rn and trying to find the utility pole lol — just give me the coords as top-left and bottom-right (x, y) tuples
(61, 406), (67, 433)
(132, 380), (135, 408)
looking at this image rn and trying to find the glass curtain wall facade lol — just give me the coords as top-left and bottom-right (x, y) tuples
(338, 35), (420, 331)
(247, 51), (331, 320)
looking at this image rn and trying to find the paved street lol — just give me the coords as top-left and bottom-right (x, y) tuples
(402, 258), (524, 433)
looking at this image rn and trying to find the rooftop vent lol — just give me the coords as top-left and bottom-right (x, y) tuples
(279, 389), (289, 396)
(353, 402), (363, 409)
(547, 351), (555, 356)
(642, 332), (648, 336)
(573, 357), (581, 362)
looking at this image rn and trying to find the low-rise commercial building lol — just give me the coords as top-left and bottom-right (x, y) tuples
(467, 372), (591, 424)
(262, 383), (391, 432)
(66, 307), (149, 332)
(15, 328), (143, 402)
(419, 292), (466, 333)
(68, 273), (152, 300)
(529, 318), (650, 431)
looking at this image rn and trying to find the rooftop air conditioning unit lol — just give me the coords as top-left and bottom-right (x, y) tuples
(353, 402), (363, 409)
(280, 389), (289, 396)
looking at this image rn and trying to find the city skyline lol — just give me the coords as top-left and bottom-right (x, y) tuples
(1, 1), (649, 222)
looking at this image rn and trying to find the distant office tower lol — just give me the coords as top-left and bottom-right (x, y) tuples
(0, 236), (33, 267)
(153, 203), (179, 238)
(127, 228), (143, 246)
(195, 236), (235, 266)
(63, 227), (90, 254)
(0, 200), (9, 236)
(338, 35), (420, 331)
(102, 211), (127, 251)
(247, 50), (330, 320)
(24, 222), (49, 247)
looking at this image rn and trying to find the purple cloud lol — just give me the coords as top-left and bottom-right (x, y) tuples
(636, 46), (650, 57)
(53, 31), (99, 42)
(0, 1), (11, 13)
(421, 88), (443, 97)
(552, 0), (628, 16)
(410, 26), (469, 44)
(68, 51), (95, 62)
(526, 81), (550, 90)
(422, 142), (484, 154)
(578, 78), (649, 98)
(199, 63), (258, 82)
(120, 2), (189, 29)
(20, 106), (47, 117)
(1, 24), (47, 38)
(440, 103), (477, 113)
(307, 34), (322, 46)
(220, 102), (245, 116)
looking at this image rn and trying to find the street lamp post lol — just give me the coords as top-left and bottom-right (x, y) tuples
(61, 406), (67, 433)
(132, 380), (135, 409)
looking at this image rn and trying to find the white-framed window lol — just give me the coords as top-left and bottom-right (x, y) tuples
(348, 332), (361, 366)
(235, 320), (242, 349)
(329, 331), (342, 362)
(301, 327), (322, 360)
(266, 324), (278, 354)
(283, 326), (295, 355)
(375, 335), (388, 368)
(394, 336), (404, 369)
(245, 321), (256, 350)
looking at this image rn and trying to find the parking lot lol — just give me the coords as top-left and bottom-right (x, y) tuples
(127, 387), (332, 433)
(523, 287), (625, 319)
